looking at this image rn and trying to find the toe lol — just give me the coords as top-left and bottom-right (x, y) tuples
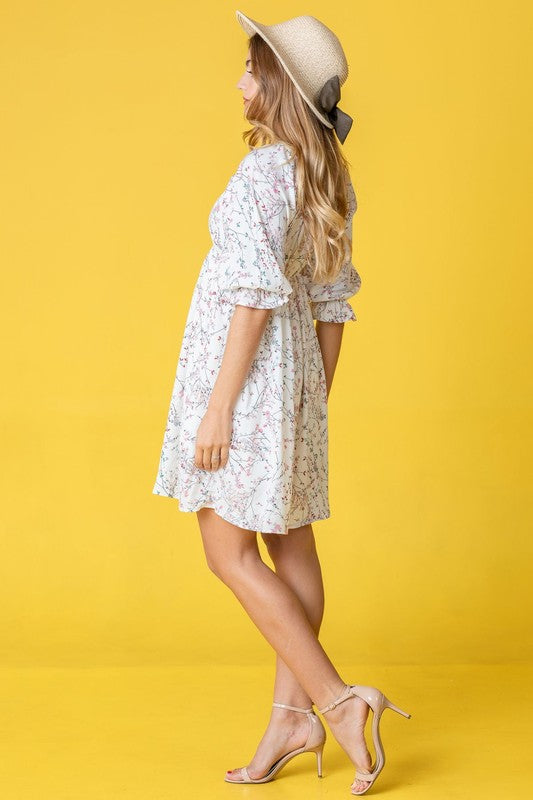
(226, 765), (266, 782)
(226, 768), (244, 782)
(351, 777), (371, 794)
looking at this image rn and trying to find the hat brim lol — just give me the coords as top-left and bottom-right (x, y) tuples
(235, 9), (334, 130)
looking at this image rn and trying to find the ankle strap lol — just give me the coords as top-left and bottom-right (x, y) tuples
(317, 684), (355, 715)
(272, 702), (314, 713)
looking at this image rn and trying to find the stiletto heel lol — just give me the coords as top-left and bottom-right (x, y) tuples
(224, 701), (327, 784)
(318, 683), (411, 796)
(310, 741), (325, 777)
(318, 746), (323, 776)
(383, 697), (411, 719)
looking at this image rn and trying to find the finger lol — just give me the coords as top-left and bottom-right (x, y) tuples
(210, 449), (222, 471)
(203, 447), (220, 472)
(194, 444), (205, 470)
(196, 444), (215, 471)
(219, 445), (230, 468)
(201, 448), (211, 470)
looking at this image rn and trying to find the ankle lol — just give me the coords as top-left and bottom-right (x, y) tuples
(270, 705), (311, 724)
(318, 684), (358, 724)
(321, 699), (354, 725)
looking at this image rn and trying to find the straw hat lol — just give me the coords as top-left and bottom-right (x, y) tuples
(235, 10), (353, 143)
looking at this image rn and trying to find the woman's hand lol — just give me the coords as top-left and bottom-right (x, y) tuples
(193, 305), (271, 472)
(194, 405), (233, 472)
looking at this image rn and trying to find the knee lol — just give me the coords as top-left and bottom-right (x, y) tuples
(204, 549), (232, 583)
(204, 551), (225, 580)
(204, 546), (260, 586)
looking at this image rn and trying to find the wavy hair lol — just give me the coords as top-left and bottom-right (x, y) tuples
(242, 33), (354, 283)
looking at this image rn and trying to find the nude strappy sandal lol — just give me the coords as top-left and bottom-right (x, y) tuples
(317, 683), (411, 796)
(224, 701), (327, 784)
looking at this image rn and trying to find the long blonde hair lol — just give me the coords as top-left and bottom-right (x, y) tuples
(243, 33), (353, 283)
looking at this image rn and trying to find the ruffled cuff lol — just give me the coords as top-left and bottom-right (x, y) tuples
(311, 298), (357, 322)
(219, 256), (293, 310)
(308, 264), (361, 322)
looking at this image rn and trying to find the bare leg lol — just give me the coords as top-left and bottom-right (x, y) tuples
(196, 508), (373, 792)
(226, 523), (325, 780)
(266, 524), (325, 707)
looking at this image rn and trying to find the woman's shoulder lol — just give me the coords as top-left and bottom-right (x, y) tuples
(237, 142), (296, 182)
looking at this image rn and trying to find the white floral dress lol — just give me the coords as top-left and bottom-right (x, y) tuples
(152, 142), (361, 533)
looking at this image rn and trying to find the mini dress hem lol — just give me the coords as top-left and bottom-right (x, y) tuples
(154, 491), (330, 535)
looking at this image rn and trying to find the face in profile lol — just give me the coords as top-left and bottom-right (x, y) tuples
(237, 48), (259, 105)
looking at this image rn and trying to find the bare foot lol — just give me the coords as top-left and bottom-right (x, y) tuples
(225, 707), (311, 782)
(321, 691), (373, 794)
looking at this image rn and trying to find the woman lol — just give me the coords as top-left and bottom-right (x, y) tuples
(153, 10), (411, 796)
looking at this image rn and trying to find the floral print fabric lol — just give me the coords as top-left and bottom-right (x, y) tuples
(152, 142), (361, 533)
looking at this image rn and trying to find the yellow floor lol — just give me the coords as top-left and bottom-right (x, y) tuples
(1, 662), (530, 799)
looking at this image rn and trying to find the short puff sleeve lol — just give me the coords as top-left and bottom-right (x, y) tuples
(218, 154), (293, 310)
(307, 177), (362, 322)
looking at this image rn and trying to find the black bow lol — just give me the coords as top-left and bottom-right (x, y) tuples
(317, 75), (353, 144)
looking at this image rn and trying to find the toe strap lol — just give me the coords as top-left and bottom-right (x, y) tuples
(353, 771), (377, 784)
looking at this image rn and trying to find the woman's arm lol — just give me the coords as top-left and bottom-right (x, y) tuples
(315, 320), (345, 400)
(209, 305), (271, 412)
(194, 305), (271, 471)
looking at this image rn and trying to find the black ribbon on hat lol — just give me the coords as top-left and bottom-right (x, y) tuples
(317, 75), (353, 144)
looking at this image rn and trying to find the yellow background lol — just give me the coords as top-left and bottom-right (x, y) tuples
(1, 1), (531, 798)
